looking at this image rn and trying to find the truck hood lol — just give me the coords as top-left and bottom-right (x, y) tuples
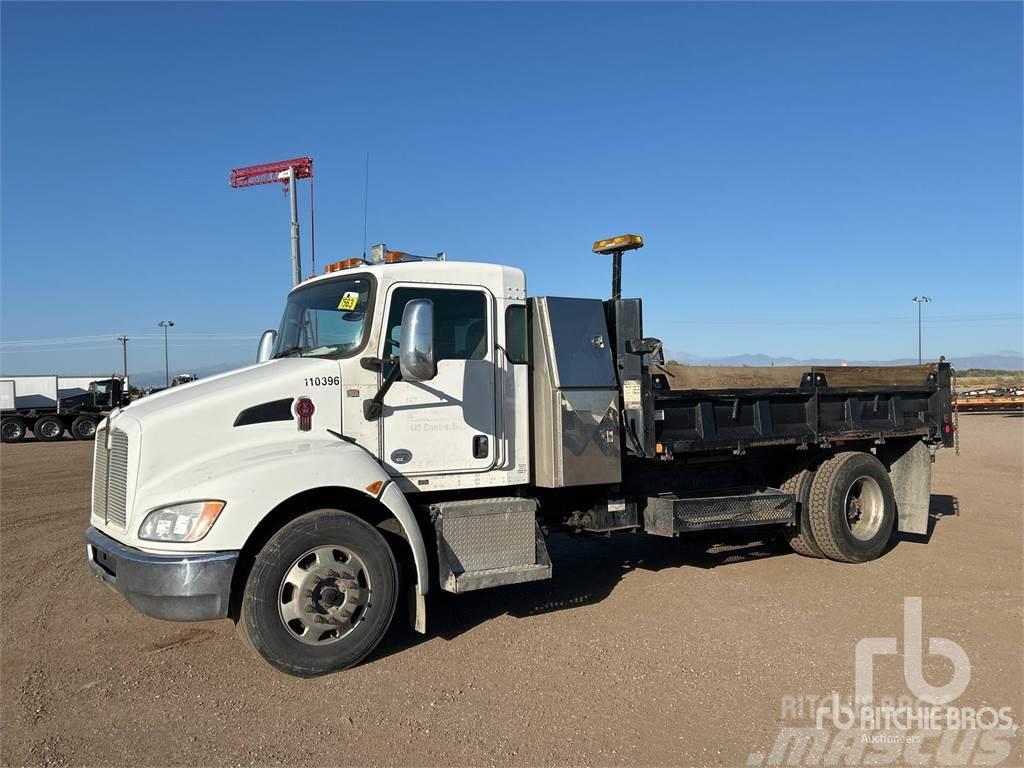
(112, 356), (345, 504)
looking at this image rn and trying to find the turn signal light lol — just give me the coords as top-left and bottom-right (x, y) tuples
(593, 234), (644, 254)
(324, 258), (365, 273)
(365, 480), (384, 496)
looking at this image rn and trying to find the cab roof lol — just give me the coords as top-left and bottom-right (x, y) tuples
(292, 260), (527, 297)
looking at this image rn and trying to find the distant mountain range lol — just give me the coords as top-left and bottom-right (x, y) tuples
(663, 351), (1024, 370)
(124, 350), (1023, 388)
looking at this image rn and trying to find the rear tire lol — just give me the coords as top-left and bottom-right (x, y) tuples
(70, 415), (98, 441)
(237, 509), (399, 677)
(807, 451), (895, 563)
(1, 417), (26, 443)
(780, 463), (824, 558)
(33, 415), (65, 442)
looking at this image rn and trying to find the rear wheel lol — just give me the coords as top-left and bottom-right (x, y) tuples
(33, 415), (65, 442)
(70, 415), (98, 441)
(807, 451), (895, 563)
(237, 509), (399, 677)
(780, 463), (824, 558)
(1, 417), (26, 443)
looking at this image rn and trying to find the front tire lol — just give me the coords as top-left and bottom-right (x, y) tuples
(33, 415), (64, 442)
(807, 451), (896, 563)
(71, 415), (98, 441)
(237, 509), (399, 677)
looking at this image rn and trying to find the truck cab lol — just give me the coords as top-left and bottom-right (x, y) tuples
(86, 239), (953, 677)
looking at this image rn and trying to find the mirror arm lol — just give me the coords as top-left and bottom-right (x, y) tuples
(363, 358), (402, 421)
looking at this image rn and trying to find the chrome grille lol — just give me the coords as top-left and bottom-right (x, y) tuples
(107, 430), (129, 528)
(91, 428), (107, 518)
(91, 427), (129, 529)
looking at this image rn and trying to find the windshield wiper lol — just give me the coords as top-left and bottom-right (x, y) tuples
(273, 345), (306, 359)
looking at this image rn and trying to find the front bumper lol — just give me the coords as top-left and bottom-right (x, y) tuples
(86, 527), (238, 621)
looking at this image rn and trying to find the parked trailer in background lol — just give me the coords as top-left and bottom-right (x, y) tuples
(1, 375), (128, 443)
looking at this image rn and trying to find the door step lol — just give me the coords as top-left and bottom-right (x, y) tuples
(431, 497), (552, 594)
(643, 487), (795, 537)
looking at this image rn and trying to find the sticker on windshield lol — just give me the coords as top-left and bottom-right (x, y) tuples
(338, 292), (359, 311)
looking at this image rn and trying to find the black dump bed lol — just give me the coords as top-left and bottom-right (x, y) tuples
(647, 362), (954, 456)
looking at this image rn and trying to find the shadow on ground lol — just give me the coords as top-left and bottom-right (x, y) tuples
(372, 494), (958, 662)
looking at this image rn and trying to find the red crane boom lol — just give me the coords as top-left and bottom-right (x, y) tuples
(228, 156), (316, 283)
(229, 157), (313, 188)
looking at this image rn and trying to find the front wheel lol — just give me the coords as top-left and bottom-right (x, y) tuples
(71, 415), (98, 440)
(807, 451), (896, 563)
(237, 509), (399, 677)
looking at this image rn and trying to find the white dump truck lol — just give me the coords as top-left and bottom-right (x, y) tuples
(86, 236), (954, 676)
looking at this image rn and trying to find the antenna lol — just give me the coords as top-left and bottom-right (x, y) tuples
(362, 152), (370, 259)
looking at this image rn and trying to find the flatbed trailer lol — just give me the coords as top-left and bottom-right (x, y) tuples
(85, 234), (955, 677)
(1, 376), (127, 443)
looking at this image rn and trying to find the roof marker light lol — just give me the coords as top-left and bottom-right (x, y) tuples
(324, 258), (366, 273)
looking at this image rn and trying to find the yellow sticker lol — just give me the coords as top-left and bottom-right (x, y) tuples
(338, 292), (359, 311)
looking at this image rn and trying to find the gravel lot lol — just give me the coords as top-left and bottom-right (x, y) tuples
(1, 415), (1021, 767)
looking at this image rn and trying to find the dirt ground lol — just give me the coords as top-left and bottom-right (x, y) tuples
(1, 415), (1021, 767)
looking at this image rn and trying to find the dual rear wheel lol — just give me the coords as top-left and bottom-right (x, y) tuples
(784, 451), (896, 563)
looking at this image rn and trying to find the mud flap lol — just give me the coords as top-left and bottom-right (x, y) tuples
(889, 440), (933, 535)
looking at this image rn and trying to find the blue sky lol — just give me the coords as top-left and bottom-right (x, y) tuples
(2, 1), (1021, 377)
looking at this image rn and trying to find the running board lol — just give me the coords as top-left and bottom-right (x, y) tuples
(643, 487), (795, 537)
(431, 498), (552, 594)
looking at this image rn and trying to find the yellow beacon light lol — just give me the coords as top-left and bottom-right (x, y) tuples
(592, 234), (644, 300)
(593, 234), (644, 255)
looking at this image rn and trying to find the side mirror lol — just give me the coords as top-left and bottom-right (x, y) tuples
(399, 299), (436, 382)
(257, 329), (277, 363)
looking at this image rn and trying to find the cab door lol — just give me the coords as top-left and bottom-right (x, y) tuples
(379, 284), (497, 476)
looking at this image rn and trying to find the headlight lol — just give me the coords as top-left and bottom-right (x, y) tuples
(138, 501), (225, 542)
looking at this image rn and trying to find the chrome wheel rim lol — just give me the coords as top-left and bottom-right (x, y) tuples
(844, 475), (885, 541)
(39, 421), (61, 439)
(77, 420), (96, 438)
(2, 422), (22, 440)
(278, 545), (371, 646)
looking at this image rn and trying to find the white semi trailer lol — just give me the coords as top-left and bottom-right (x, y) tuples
(85, 237), (954, 676)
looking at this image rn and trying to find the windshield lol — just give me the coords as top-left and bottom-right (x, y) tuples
(274, 276), (373, 358)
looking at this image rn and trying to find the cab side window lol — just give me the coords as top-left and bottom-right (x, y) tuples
(385, 288), (488, 361)
(505, 305), (528, 364)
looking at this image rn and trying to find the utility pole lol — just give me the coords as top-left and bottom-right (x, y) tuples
(912, 296), (931, 365)
(117, 336), (129, 382)
(158, 321), (175, 387)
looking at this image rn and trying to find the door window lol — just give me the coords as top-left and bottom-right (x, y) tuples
(385, 288), (488, 361)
